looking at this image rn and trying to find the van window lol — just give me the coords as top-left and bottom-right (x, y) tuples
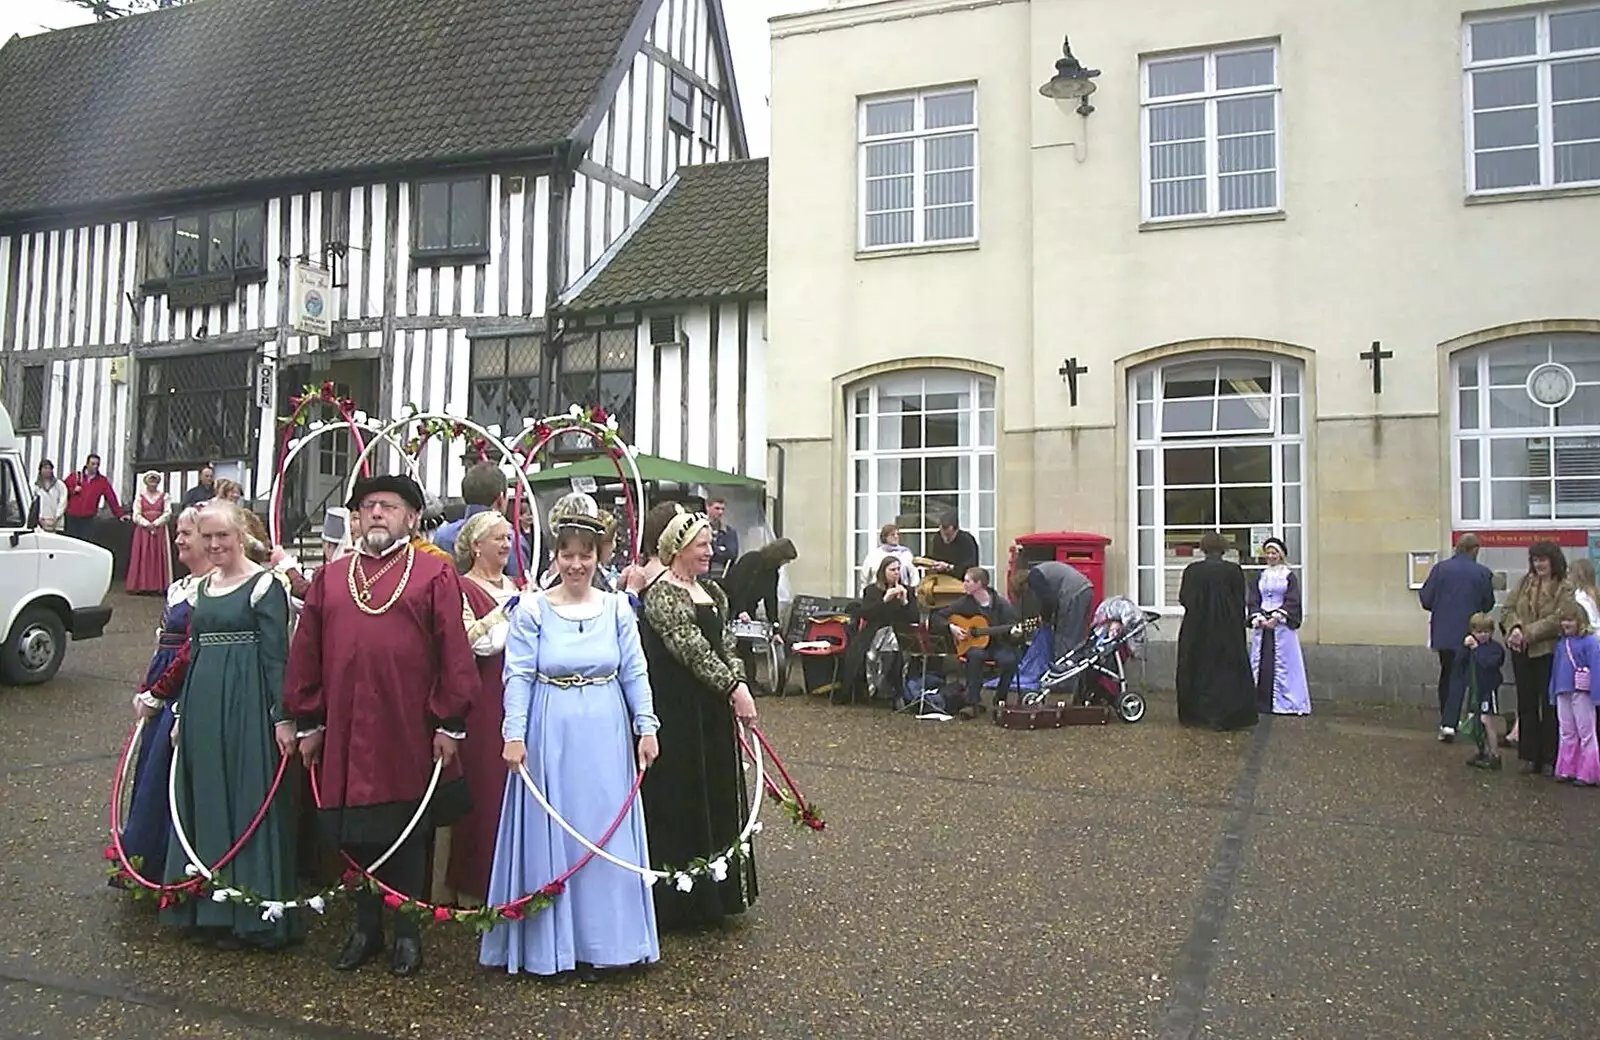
(0, 459), (24, 529)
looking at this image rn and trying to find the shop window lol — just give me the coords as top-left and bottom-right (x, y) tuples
(1454, 334), (1600, 522)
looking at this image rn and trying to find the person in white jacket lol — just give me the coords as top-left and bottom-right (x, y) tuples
(860, 523), (919, 589)
(32, 460), (67, 532)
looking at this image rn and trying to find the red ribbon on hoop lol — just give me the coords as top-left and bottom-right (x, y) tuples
(107, 723), (293, 894)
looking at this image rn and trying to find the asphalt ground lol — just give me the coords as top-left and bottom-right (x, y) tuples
(1, 592), (1597, 1039)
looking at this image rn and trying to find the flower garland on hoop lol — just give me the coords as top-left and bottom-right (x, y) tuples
(505, 405), (646, 562)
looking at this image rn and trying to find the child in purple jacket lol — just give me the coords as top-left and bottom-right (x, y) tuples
(1548, 603), (1600, 787)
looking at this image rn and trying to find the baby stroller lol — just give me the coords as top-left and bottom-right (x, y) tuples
(1026, 596), (1159, 723)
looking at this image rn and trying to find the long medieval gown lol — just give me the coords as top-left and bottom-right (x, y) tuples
(480, 591), (660, 975)
(159, 571), (301, 947)
(1175, 553), (1258, 732)
(1248, 566), (1312, 716)
(638, 577), (757, 930)
(439, 576), (516, 905)
(116, 575), (198, 884)
(125, 492), (173, 594)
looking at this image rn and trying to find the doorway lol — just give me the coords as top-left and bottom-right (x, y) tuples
(276, 356), (381, 541)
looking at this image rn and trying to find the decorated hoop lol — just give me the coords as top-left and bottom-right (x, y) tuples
(503, 406), (647, 563)
(345, 410), (543, 579)
(270, 383), (417, 549)
(513, 718), (765, 890)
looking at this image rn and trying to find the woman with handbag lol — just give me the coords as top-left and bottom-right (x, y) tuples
(1501, 542), (1575, 776)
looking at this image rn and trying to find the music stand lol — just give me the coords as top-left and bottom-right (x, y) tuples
(893, 622), (955, 718)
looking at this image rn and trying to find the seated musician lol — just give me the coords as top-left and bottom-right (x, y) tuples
(934, 566), (1022, 716)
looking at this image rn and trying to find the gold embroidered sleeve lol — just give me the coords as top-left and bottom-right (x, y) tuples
(643, 583), (741, 695)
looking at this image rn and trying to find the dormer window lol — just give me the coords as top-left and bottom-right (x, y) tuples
(143, 204), (266, 286)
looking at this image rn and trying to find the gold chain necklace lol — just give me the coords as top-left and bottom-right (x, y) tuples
(348, 545), (416, 616)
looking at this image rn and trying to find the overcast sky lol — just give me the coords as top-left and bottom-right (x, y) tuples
(0, 0), (818, 156)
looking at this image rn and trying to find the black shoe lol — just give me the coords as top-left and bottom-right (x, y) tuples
(1467, 755), (1502, 771)
(333, 930), (384, 972)
(1520, 762), (1541, 775)
(389, 937), (424, 978)
(575, 962), (601, 983)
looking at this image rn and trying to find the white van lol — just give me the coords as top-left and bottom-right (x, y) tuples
(0, 404), (113, 685)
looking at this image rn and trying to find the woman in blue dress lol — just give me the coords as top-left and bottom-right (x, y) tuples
(119, 504), (211, 884)
(481, 508), (661, 981)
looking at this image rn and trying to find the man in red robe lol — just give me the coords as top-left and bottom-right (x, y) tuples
(284, 474), (478, 978)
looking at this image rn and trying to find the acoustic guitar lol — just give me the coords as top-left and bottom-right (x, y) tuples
(946, 615), (1040, 658)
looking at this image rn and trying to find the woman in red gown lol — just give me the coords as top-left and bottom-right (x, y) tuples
(440, 510), (517, 904)
(126, 471), (173, 594)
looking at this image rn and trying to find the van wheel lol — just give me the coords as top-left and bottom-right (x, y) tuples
(1, 607), (67, 686)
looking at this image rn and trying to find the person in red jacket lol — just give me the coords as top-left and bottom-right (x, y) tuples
(62, 453), (126, 540)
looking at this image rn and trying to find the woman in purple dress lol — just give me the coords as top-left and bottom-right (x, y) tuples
(1248, 537), (1311, 716)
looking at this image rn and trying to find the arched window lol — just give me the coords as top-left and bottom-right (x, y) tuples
(1453, 334), (1600, 524)
(1130, 354), (1306, 611)
(848, 370), (997, 577)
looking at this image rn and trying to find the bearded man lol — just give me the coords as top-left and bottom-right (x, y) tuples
(284, 474), (479, 977)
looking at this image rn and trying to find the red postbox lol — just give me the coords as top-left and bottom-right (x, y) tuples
(1008, 531), (1112, 611)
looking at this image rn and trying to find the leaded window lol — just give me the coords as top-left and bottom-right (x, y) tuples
(137, 351), (254, 466)
(469, 335), (543, 436)
(554, 328), (636, 451)
(144, 205), (266, 285)
(18, 365), (44, 432)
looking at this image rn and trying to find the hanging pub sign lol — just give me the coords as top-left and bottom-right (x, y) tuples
(290, 261), (335, 337)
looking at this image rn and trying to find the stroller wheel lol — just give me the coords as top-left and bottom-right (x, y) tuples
(1115, 692), (1147, 724)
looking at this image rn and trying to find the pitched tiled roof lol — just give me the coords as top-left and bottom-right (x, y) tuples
(0, 0), (645, 220)
(568, 157), (767, 311)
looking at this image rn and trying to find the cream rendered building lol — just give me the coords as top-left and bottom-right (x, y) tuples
(767, 0), (1600, 701)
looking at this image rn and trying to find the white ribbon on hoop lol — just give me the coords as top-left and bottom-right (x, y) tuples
(513, 720), (764, 883)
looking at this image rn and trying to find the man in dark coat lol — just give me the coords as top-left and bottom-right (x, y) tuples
(1419, 533), (1496, 738)
(925, 516), (980, 576)
(1175, 532), (1256, 731)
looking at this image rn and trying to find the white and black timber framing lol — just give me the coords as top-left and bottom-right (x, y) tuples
(0, 0), (750, 504)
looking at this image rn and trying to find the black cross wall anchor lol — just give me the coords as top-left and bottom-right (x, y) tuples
(1059, 357), (1089, 406)
(1360, 340), (1393, 394)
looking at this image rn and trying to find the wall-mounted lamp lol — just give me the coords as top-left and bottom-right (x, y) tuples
(1038, 35), (1101, 117)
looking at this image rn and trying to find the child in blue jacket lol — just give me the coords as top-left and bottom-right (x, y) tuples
(1459, 613), (1507, 771)
(1549, 603), (1600, 786)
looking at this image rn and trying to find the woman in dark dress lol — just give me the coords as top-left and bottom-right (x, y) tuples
(840, 555), (919, 704)
(639, 510), (759, 930)
(1175, 532), (1257, 732)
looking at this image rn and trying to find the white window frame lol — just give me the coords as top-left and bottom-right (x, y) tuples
(1451, 337), (1600, 526)
(847, 370), (997, 590)
(1127, 355), (1306, 614)
(856, 84), (980, 252)
(1463, 5), (1600, 196)
(1139, 43), (1283, 223)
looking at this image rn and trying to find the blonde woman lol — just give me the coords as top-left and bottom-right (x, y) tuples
(1570, 557), (1600, 629)
(161, 501), (298, 949)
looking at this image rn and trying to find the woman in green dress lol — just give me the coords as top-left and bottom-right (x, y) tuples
(161, 501), (300, 949)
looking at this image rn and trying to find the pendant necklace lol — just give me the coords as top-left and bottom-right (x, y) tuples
(348, 545), (415, 616)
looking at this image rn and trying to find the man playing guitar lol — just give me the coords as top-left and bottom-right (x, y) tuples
(933, 566), (1025, 716)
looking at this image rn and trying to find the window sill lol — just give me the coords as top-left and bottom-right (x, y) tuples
(1139, 211), (1286, 233)
(412, 250), (491, 268)
(855, 241), (980, 261)
(142, 271), (269, 292)
(1465, 184), (1600, 206)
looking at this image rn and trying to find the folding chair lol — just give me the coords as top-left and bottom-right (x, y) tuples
(787, 614), (852, 698)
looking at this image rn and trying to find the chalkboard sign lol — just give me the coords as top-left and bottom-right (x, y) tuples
(783, 594), (859, 645)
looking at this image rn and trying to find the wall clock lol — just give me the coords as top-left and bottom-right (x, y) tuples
(1526, 362), (1577, 409)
